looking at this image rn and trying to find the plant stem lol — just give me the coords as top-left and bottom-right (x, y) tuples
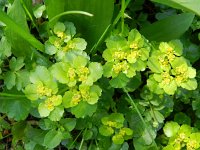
(69, 129), (84, 149)
(121, 0), (125, 34)
(78, 138), (84, 150)
(123, 88), (158, 150)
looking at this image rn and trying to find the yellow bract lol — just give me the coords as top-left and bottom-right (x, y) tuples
(106, 121), (117, 127)
(113, 61), (129, 74)
(37, 84), (52, 97)
(68, 67), (76, 80)
(187, 140), (199, 150)
(113, 51), (126, 60)
(130, 42), (138, 49)
(71, 92), (82, 106)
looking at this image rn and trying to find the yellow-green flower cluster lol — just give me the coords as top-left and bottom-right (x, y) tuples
(163, 123), (200, 150)
(99, 113), (133, 144)
(147, 40), (197, 95)
(63, 84), (102, 108)
(103, 29), (150, 79)
(44, 22), (87, 60)
(24, 66), (62, 117)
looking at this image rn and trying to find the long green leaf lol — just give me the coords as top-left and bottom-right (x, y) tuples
(0, 10), (44, 52)
(151, 0), (200, 16)
(140, 13), (194, 41)
(45, 0), (114, 50)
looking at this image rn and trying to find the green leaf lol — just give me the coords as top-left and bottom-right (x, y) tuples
(4, 71), (16, 90)
(63, 0), (114, 50)
(45, 0), (65, 26)
(33, 4), (46, 18)
(39, 119), (57, 130)
(163, 121), (180, 137)
(140, 13), (194, 41)
(88, 62), (103, 82)
(43, 129), (63, 149)
(9, 57), (24, 71)
(50, 62), (70, 84)
(112, 134), (124, 145)
(99, 125), (114, 136)
(151, 0), (200, 16)
(12, 121), (27, 144)
(0, 2), (44, 54)
(174, 112), (191, 125)
(109, 73), (130, 88)
(48, 106), (64, 121)
(45, 41), (57, 55)
(0, 96), (31, 121)
(180, 78), (197, 90)
(147, 57), (162, 73)
(38, 102), (51, 117)
(60, 118), (76, 131)
(71, 101), (97, 118)
(0, 36), (11, 58)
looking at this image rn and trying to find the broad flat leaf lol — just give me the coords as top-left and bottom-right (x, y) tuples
(63, 0), (114, 50)
(43, 129), (63, 149)
(140, 13), (194, 41)
(45, 0), (65, 26)
(109, 73), (130, 88)
(4, 71), (16, 89)
(0, 1), (44, 55)
(25, 126), (48, 146)
(99, 125), (114, 136)
(60, 118), (76, 131)
(151, 0), (200, 17)
(163, 121), (180, 137)
(0, 96), (31, 121)
(48, 106), (64, 121)
(71, 101), (97, 118)
(12, 121), (27, 143)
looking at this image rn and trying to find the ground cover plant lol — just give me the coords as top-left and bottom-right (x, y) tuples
(1, 0), (200, 149)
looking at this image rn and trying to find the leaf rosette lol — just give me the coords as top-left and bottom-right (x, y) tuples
(44, 21), (87, 60)
(103, 29), (150, 88)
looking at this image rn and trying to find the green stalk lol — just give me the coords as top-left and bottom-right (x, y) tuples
(69, 129), (84, 149)
(89, 0), (131, 54)
(49, 11), (93, 24)
(121, 0), (125, 34)
(20, 0), (39, 31)
(123, 88), (158, 149)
